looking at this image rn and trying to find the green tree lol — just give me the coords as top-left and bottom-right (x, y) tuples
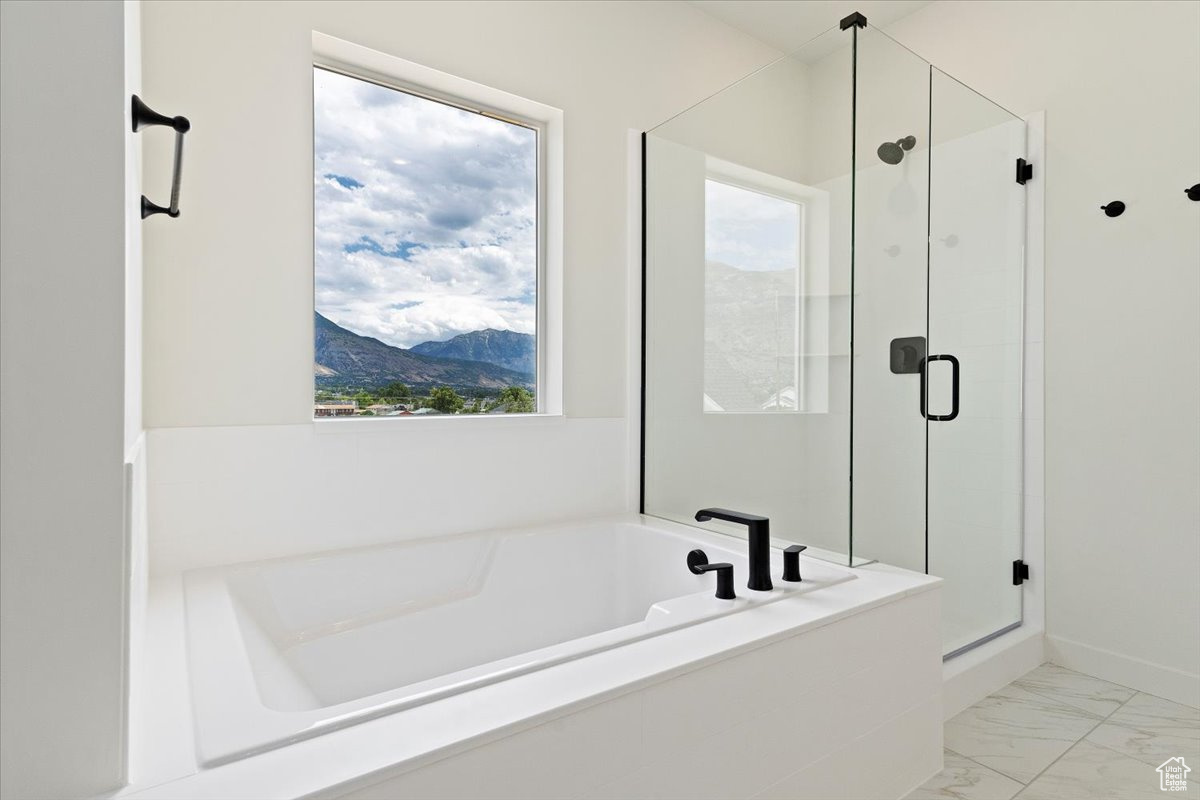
(380, 381), (412, 400)
(496, 386), (534, 413)
(428, 386), (465, 414)
(353, 391), (374, 409)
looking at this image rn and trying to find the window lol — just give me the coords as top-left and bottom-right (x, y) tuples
(703, 177), (804, 413)
(312, 38), (562, 419)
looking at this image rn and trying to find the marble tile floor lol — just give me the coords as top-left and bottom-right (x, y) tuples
(907, 663), (1199, 799)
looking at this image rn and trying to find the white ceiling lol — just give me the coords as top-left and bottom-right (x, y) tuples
(688, 0), (931, 55)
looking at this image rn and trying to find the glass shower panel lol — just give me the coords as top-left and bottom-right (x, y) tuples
(927, 68), (1026, 655)
(643, 26), (855, 560)
(848, 28), (931, 572)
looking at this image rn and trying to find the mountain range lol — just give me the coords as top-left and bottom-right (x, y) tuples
(411, 328), (535, 375)
(314, 312), (533, 391)
(703, 260), (798, 408)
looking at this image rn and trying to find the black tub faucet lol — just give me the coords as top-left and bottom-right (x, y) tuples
(694, 508), (773, 592)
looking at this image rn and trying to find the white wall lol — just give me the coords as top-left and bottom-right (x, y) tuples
(124, 2), (144, 459)
(148, 419), (626, 573)
(0, 2), (134, 796)
(888, 0), (1200, 705)
(141, 0), (777, 428)
(138, 1), (780, 574)
(124, 1), (153, 793)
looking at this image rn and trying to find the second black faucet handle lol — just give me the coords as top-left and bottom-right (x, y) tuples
(687, 549), (736, 600)
(783, 544), (807, 582)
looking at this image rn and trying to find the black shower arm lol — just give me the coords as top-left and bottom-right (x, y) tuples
(132, 95), (190, 219)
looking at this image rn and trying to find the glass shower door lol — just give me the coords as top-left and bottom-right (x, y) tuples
(927, 68), (1027, 655)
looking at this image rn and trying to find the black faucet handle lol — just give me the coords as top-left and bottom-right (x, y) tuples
(782, 544), (807, 582)
(686, 549), (736, 599)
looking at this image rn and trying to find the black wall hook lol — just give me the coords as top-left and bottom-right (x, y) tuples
(1101, 201), (1125, 218)
(132, 95), (190, 219)
(1187, 184), (1200, 202)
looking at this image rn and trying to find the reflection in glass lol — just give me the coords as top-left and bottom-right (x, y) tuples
(704, 179), (801, 414)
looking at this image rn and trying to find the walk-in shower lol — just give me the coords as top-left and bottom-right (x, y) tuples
(641, 13), (1029, 658)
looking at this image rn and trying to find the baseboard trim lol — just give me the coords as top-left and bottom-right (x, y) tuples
(1046, 634), (1200, 709)
(942, 627), (1045, 720)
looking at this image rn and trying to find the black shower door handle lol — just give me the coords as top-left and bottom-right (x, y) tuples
(920, 354), (960, 421)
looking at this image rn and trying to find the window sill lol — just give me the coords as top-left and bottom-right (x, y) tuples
(312, 412), (566, 434)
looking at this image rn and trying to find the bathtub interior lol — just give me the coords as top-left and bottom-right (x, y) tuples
(183, 516), (868, 765)
(221, 521), (758, 711)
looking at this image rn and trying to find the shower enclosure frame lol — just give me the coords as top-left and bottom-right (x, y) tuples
(636, 11), (1038, 661)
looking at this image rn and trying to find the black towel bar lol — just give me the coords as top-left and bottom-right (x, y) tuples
(132, 95), (189, 219)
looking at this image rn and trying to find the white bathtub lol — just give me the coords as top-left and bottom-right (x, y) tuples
(183, 515), (857, 765)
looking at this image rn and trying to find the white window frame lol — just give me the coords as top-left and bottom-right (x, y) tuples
(311, 31), (564, 424)
(702, 156), (830, 415)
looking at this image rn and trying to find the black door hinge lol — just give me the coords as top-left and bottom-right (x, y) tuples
(1012, 559), (1030, 585)
(1016, 158), (1033, 185)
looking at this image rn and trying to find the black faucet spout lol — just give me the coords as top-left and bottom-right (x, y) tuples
(694, 508), (773, 592)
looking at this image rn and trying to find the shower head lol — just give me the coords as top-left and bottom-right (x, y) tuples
(877, 135), (917, 165)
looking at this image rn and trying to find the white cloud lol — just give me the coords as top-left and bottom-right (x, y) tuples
(314, 67), (537, 348)
(705, 179), (800, 272)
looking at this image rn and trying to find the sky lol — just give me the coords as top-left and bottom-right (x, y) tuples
(314, 67), (537, 350)
(704, 179), (800, 272)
